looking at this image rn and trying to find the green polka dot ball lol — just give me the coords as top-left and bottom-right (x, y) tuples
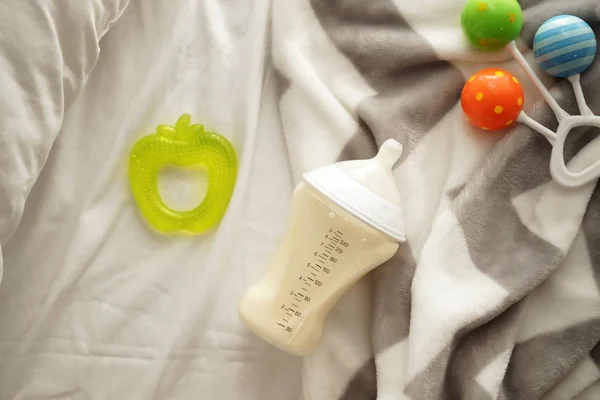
(461, 0), (523, 51)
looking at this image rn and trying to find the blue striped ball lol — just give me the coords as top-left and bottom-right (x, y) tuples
(533, 15), (597, 78)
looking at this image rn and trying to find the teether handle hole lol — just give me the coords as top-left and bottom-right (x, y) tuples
(157, 165), (209, 212)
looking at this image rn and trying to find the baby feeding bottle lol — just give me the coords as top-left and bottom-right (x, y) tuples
(238, 139), (406, 355)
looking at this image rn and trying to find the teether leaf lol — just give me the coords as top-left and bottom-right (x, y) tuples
(129, 114), (238, 233)
(189, 124), (204, 135)
(157, 125), (176, 136)
(175, 114), (192, 133)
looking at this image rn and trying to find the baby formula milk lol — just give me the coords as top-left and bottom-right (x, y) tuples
(239, 139), (406, 355)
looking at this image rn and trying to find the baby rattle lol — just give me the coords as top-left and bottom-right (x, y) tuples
(461, 0), (600, 188)
(129, 114), (237, 234)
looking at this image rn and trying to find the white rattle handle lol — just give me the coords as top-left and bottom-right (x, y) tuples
(550, 117), (600, 188)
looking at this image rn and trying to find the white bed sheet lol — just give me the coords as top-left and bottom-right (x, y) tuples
(0, 0), (302, 398)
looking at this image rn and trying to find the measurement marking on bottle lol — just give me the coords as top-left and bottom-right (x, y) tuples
(276, 231), (355, 337)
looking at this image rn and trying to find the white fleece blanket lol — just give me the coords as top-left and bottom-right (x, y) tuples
(275, 1), (600, 399)
(1, 0), (599, 399)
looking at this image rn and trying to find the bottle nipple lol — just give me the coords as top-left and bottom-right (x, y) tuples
(373, 139), (403, 169)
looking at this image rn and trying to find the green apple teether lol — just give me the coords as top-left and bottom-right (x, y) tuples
(129, 114), (237, 234)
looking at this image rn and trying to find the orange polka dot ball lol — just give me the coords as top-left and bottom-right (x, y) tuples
(461, 68), (524, 131)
